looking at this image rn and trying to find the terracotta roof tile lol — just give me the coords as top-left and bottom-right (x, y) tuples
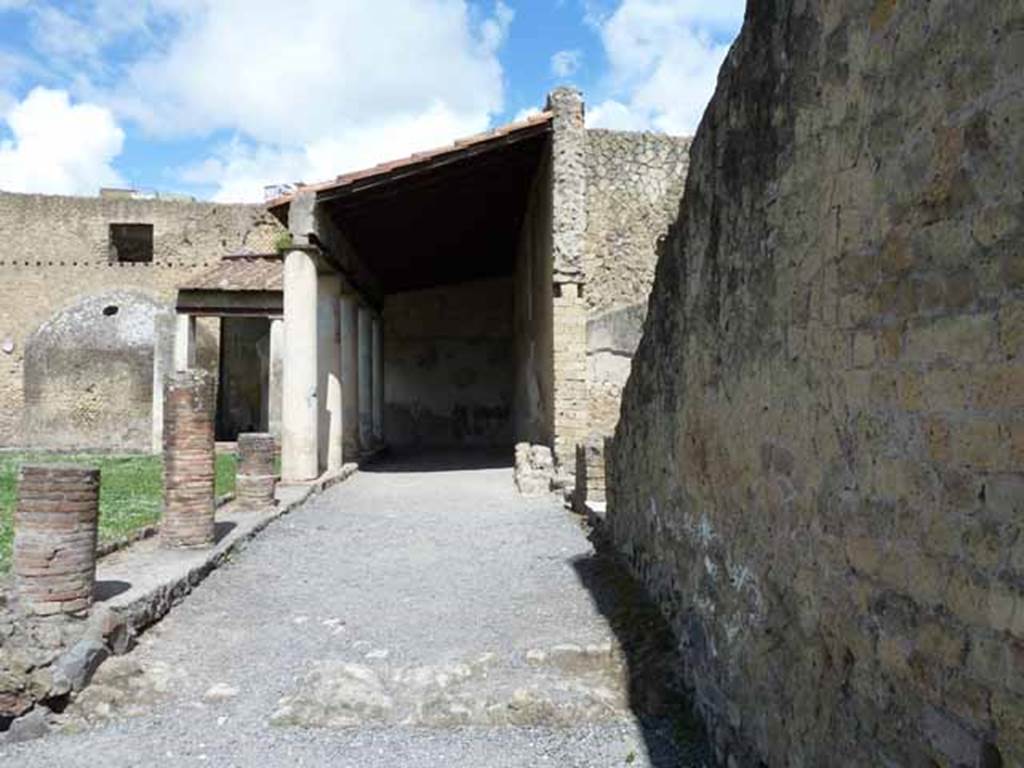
(266, 110), (553, 207)
(180, 255), (283, 292)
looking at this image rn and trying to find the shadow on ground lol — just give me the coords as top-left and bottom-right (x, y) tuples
(214, 521), (237, 544)
(361, 447), (512, 473)
(571, 544), (712, 768)
(93, 580), (131, 601)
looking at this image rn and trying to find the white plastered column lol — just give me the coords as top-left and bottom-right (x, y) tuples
(268, 318), (284, 442)
(357, 305), (373, 449)
(281, 248), (320, 481)
(372, 313), (383, 444)
(318, 274), (343, 472)
(340, 295), (360, 458)
(173, 314), (196, 372)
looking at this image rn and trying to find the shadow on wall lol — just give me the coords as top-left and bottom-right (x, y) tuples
(570, 542), (714, 768)
(361, 446), (513, 473)
(22, 290), (171, 452)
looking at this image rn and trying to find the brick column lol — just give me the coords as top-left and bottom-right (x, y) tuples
(162, 370), (216, 548)
(14, 464), (99, 616)
(236, 432), (277, 509)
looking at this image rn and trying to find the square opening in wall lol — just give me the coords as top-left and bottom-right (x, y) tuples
(109, 223), (154, 263)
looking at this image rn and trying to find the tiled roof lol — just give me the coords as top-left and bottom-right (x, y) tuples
(266, 111), (553, 207)
(180, 255), (283, 292)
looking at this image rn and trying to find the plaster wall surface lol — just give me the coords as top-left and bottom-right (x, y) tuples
(608, 2), (1024, 765)
(0, 192), (280, 451)
(513, 149), (555, 447)
(384, 278), (514, 448)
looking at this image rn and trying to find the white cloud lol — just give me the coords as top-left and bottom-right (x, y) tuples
(182, 102), (493, 203)
(587, 0), (744, 135)
(512, 106), (542, 123)
(551, 49), (582, 79)
(92, 0), (513, 200)
(0, 87), (124, 195)
(1, 0), (513, 201)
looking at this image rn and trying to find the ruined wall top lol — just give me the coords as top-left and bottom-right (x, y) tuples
(546, 87), (586, 283)
(583, 128), (691, 315)
(0, 191), (282, 267)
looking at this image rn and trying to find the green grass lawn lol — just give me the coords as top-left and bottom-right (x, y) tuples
(0, 452), (238, 574)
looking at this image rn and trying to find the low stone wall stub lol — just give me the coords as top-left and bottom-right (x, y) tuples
(161, 370), (216, 548)
(13, 464), (100, 617)
(515, 442), (555, 496)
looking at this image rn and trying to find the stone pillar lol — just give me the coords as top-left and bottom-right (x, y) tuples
(372, 313), (383, 444)
(318, 275), (343, 472)
(340, 295), (360, 458)
(268, 318), (284, 442)
(14, 464), (99, 616)
(552, 282), (588, 471)
(357, 305), (373, 449)
(236, 432), (277, 509)
(173, 313), (196, 372)
(281, 248), (319, 481)
(162, 370), (216, 548)
(547, 87), (589, 475)
(547, 87), (586, 283)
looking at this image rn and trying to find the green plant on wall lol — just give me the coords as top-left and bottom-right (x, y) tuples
(273, 231), (294, 252)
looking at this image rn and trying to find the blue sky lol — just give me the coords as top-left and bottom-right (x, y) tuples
(0, 1), (744, 202)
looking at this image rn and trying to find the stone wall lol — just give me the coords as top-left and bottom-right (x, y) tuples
(608, 1), (1024, 766)
(582, 130), (690, 499)
(383, 278), (514, 448)
(22, 291), (167, 452)
(0, 192), (281, 451)
(584, 130), (691, 318)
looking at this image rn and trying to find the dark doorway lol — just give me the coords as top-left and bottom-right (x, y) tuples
(216, 317), (271, 440)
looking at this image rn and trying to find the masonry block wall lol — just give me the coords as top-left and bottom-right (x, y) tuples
(0, 192), (282, 451)
(582, 130), (690, 497)
(542, 87), (692, 480)
(551, 281), (588, 470)
(607, 1), (1024, 765)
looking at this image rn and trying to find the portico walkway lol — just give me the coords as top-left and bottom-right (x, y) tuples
(5, 453), (707, 767)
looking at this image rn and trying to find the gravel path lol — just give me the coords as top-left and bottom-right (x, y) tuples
(3, 451), (706, 767)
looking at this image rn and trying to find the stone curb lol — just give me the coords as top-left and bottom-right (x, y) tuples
(93, 494), (235, 560)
